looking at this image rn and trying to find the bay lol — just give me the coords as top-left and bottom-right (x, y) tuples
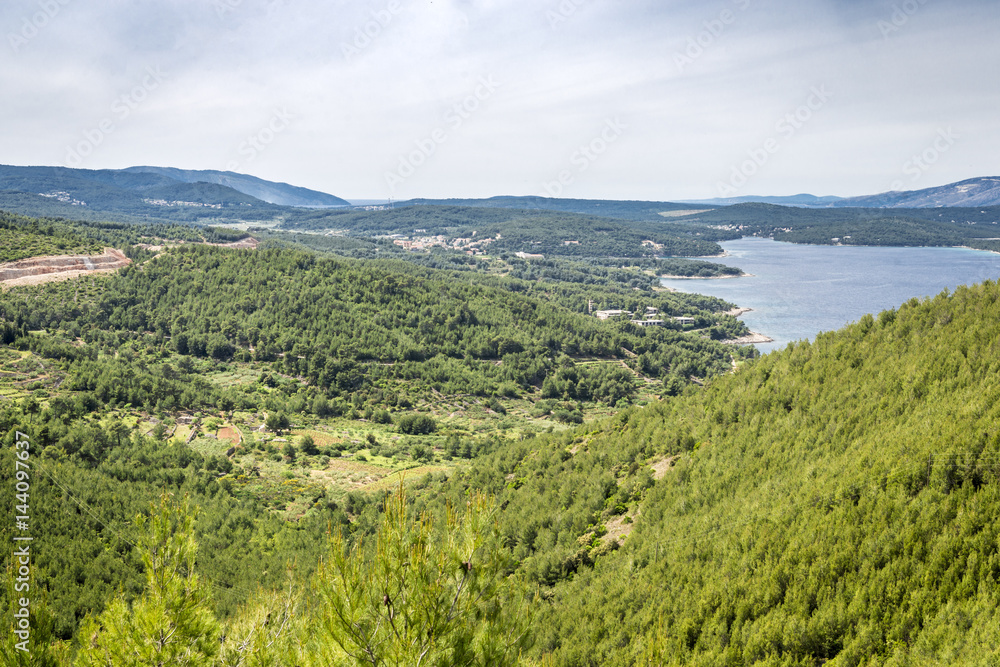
(661, 237), (1000, 354)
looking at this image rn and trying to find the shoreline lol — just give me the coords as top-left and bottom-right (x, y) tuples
(659, 272), (751, 280)
(657, 250), (731, 260)
(954, 244), (1000, 256)
(723, 332), (774, 345)
(722, 307), (773, 344)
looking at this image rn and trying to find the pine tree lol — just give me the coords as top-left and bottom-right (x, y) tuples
(305, 489), (533, 666)
(1, 562), (65, 667)
(74, 495), (221, 667)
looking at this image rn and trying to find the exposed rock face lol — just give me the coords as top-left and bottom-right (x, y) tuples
(212, 237), (259, 250)
(0, 248), (131, 285)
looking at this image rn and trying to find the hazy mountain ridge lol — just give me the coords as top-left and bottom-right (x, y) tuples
(124, 166), (350, 208)
(834, 176), (1000, 208)
(0, 164), (348, 210)
(401, 177), (1000, 215)
(400, 195), (714, 221)
(678, 193), (845, 207)
(680, 177), (1000, 209)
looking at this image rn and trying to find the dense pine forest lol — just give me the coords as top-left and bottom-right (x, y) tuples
(672, 203), (1000, 251)
(0, 210), (754, 662)
(422, 280), (1000, 664)
(4, 208), (1000, 664)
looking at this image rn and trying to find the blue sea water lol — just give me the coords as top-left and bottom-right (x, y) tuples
(660, 237), (1000, 354)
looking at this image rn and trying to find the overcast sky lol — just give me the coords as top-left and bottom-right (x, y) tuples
(1, 0), (997, 201)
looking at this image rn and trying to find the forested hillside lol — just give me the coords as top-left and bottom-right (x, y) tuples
(279, 204), (733, 258)
(415, 280), (1000, 664)
(0, 222), (102, 264)
(0, 212), (756, 657)
(399, 196), (712, 221)
(675, 203), (1000, 249)
(8, 208), (1000, 665)
(1, 243), (748, 405)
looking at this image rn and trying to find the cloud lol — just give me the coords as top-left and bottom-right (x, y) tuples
(1, 0), (997, 200)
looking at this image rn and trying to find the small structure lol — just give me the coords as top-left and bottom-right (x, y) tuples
(595, 309), (632, 320)
(515, 252), (544, 260)
(674, 316), (696, 326)
(631, 319), (664, 328)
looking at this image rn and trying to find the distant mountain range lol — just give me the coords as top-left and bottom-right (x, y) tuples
(0, 164), (348, 211)
(397, 196), (709, 221)
(832, 177), (1000, 208)
(122, 166), (349, 208)
(677, 194), (843, 207)
(396, 178), (1000, 221)
(2, 165), (997, 231)
(680, 177), (1000, 208)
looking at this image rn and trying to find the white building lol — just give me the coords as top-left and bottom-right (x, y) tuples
(595, 309), (632, 320)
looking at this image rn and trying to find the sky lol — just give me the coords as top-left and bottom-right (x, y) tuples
(1, 0), (997, 202)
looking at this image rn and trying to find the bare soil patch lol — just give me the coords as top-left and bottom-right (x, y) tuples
(650, 455), (680, 480)
(602, 512), (637, 546)
(0, 248), (131, 288)
(217, 426), (242, 444)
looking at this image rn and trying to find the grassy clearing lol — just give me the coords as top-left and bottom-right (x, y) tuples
(203, 363), (263, 388)
(4, 342), (664, 511)
(365, 466), (451, 492)
(188, 435), (235, 458)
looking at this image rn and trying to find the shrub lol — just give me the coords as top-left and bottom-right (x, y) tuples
(397, 414), (438, 435)
(299, 434), (319, 455)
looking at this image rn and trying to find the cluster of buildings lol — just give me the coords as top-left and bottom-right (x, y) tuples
(389, 231), (499, 256)
(39, 191), (86, 206)
(143, 198), (223, 209)
(593, 306), (696, 328)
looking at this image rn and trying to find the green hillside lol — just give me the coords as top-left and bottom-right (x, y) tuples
(0, 227), (102, 264)
(6, 210), (1000, 664)
(421, 281), (1000, 664)
(0, 213), (754, 652)
(674, 203), (1000, 248)
(279, 204), (732, 258)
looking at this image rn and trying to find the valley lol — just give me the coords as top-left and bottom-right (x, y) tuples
(6, 0), (998, 661)
(2, 174), (1000, 664)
